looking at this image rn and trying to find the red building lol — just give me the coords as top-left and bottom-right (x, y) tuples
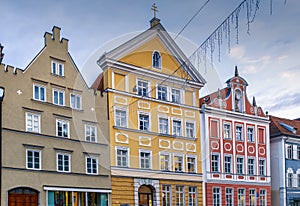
(200, 67), (271, 206)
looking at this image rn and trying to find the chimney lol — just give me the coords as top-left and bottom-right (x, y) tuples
(0, 44), (4, 64)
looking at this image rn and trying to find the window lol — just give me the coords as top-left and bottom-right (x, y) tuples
(140, 150), (151, 169)
(137, 80), (149, 97)
(56, 119), (69, 138)
(224, 122), (231, 139)
(259, 190), (266, 206)
(236, 125), (243, 141)
(249, 189), (256, 206)
(225, 188), (233, 206)
(26, 113), (40, 133)
(171, 88), (181, 104)
(247, 127), (254, 142)
(258, 128), (265, 144)
(33, 84), (46, 101)
(26, 149), (41, 170)
(175, 186), (184, 206)
(159, 117), (169, 134)
(210, 120), (219, 138)
(174, 155), (183, 172)
(248, 158), (255, 176)
(259, 159), (266, 176)
(51, 61), (64, 76)
(173, 119), (182, 136)
(211, 154), (219, 173)
(186, 122), (195, 138)
(188, 186), (197, 206)
(160, 154), (170, 171)
(53, 89), (65, 106)
(288, 173), (293, 187)
(115, 109), (127, 127)
(57, 153), (70, 172)
(234, 89), (243, 112)
(187, 156), (196, 173)
(238, 189), (245, 206)
(212, 187), (220, 206)
(162, 185), (172, 206)
(224, 155), (232, 173)
(139, 113), (150, 131)
(152, 51), (161, 68)
(116, 147), (128, 167)
(85, 125), (96, 142)
(297, 146), (300, 159)
(298, 174), (300, 187)
(237, 157), (244, 174)
(86, 156), (98, 174)
(157, 85), (167, 101)
(70, 93), (81, 109)
(287, 144), (293, 159)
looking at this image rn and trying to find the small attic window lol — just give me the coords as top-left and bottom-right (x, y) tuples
(152, 51), (161, 69)
(279, 122), (297, 134)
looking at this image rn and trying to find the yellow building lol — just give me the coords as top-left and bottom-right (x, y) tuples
(92, 16), (206, 206)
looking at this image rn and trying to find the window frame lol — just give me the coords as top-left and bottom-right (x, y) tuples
(173, 154), (184, 172)
(152, 51), (162, 69)
(172, 118), (182, 137)
(236, 156), (244, 175)
(237, 188), (245, 206)
(259, 189), (266, 206)
(212, 187), (221, 206)
(33, 84), (46, 102)
(116, 146), (129, 167)
(51, 60), (64, 77)
(52, 88), (65, 106)
(26, 149), (41, 170)
(56, 119), (70, 138)
(86, 156), (98, 175)
(85, 124), (97, 142)
(159, 152), (170, 171)
(259, 158), (266, 176)
(211, 153), (220, 173)
(223, 122), (232, 139)
(162, 185), (172, 206)
(247, 126), (255, 142)
(25, 112), (41, 133)
(235, 124), (243, 141)
(175, 186), (185, 206)
(70, 93), (82, 110)
(115, 107), (128, 128)
(188, 186), (198, 206)
(171, 88), (181, 104)
(157, 84), (168, 101)
(137, 79), (150, 97)
(139, 149), (152, 169)
(138, 111), (151, 131)
(185, 120), (195, 138)
(225, 187), (233, 206)
(158, 116), (170, 135)
(249, 189), (256, 206)
(186, 155), (197, 173)
(56, 153), (71, 173)
(248, 158), (255, 176)
(224, 155), (232, 174)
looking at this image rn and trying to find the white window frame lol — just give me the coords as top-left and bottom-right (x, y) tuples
(186, 155), (197, 173)
(223, 122), (232, 139)
(211, 153), (220, 173)
(224, 155), (232, 174)
(138, 111), (151, 131)
(85, 124), (97, 142)
(236, 124), (243, 141)
(172, 118), (182, 137)
(139, 149), (152, 169)
(287, 144), (293, 159)
(188, 186), (198, 206)
(185, 120), (195, 138)
(171, 88), (181, 104)
(259, 158), (266, 176)
(26, 112), (41, 133)
(51, 60), (64, 76)
(248, 157), (255, 176)
(175, 186), (185, 206)
(212, 187), (221, 206)
(137, 79), (150, 97)
(158, 116), (170, 135)
(259, 189), (266, 206)
(114, 107), (128, 128)
(152, 50), (162, 69)
(33, 84), (46, 102)
(56, 119), (70, 138)
(26, 149), (41, 170)
(52, 88), (65, 106)
(86, 156), (98, 175)
(116, 146), (129, 167)
(287, 172), (293, 188)
(249, 189), (256, 206)
(225, 187), (234, 206)
(237, 156), (244, 174)
(247, 126), (255, 142)
(159, 152), (171, 171)
(162, 185), (172, 206)
(173, 154), (184, 172)
(157, 84), (168, 101)
(238, 188), (245, 206)
(56, 153), (71, 173)
(70, 93), (82, 110)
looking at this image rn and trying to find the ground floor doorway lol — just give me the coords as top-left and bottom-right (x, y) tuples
(8, 187), (38, 206)
(138, 185), (154, 206)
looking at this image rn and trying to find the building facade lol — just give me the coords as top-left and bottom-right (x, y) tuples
(91, 17), (206, 206)
(0, 26), (111, 206)
(270, 115), (300, 206)
(200, 67), (271, 206)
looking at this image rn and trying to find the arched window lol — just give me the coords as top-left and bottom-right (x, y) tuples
(152, 51), (161, 68)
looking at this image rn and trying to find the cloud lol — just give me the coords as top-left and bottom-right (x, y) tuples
(265, 92), (300, 112)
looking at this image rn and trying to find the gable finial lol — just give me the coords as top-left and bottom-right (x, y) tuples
(0, 44), (4, 64)
(235, 65), (239, 77)
(253, 96), (257, 107)
(151, 3), (158, 18)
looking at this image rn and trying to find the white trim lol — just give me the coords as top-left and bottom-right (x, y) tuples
(43, 186), (111, 193)
(172, 117), (183, 136)
(25, 112), (41, 133)
(185, 120), (196, 138)
(56, 119), (70, 138)
(152, 50), (162, 69)
(158, 115), (170, 135)
(84, 124), (97, 142)
(70, 93), (82, 110)
(26, 149), (41, 170)
(114, 106), (128, 128)
(52, 88), (65, 106)
(138, 110), (151, 132)
(173, 153), (185, 172)
(159, 151), (171, 171)
(136, 78), (151, 97)
(51, 60), (64, 77)
(139, 149), (152, 169)
(56, 152), (71, 173)
(186, 154), (197, 173)
(33, 83), (47, 102)
(85, 156), (99, 175)
(115, 146), (130, 167)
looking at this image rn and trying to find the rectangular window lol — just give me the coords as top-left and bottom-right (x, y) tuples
(186, 122), (195, 138)
(238, 189), (245, 206)
(53, 89), (65, 106)
(51, 61), (64, 76)
(298, 174), (300, 187)
(140, 150), (151, 169)
(116, 147), (128, 167)
(139, 113), (150, 131)
(70, 93), (81, 109)
(224, 155), (232, 173)
(248, 158), (255, 175)
(160, 154), (170, 171)
(258, 128), (265, 143)
(115, 109), (127, 127)
(210, 120), (219, 138)
(171, 88), (181, 104)
(212, 187), (220, 206)
(175, 186), (184, 206)
(174, 155), (183, 172)
(211, 154), (219, 173)
(287, 144), (293, 159)
(162, 185), (172, 206)
(297, 146), (300, 159)
(224, 122), (231, 139)
(173, 119), (182, 136)
(137, 80), (149, 97)
(159, 117), (169, 134)
(26, 149), (41, 170)
(259, 159), (265, 176)
(259, 190), (266, 206)
(237, 157), (244, 174)
(57, 153), (70, 172)
(157, 85), (168, 101)
(249, 189), (256, 206)
(85, 124), (96, 142)
(225, 188), (233, 206)
(86, 156), (98, 174)
(187, 156), (196, 173)
(56, 119), (69, 138)
(288, 173), (293, 187)
(247, 127), (254, 142)
(33, 84), (46, 101)
(236, 125), (243, 141)
(188, 186), (197, 206)
(26, 113), (40, 133)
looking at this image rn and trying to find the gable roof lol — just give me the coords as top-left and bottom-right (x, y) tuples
(270, 115), (300, 137)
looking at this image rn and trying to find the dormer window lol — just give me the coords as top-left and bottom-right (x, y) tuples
(152, 51), (161, 69)
(234, 89), (243, 112)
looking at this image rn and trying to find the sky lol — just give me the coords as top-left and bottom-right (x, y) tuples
(0, 0), (299, 119)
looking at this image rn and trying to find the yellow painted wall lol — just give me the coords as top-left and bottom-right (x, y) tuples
(111, 177), (134, 206)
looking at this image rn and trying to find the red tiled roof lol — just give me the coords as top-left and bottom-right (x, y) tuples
(90, 73), (104, 92)
(270, 115), (300, 137)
